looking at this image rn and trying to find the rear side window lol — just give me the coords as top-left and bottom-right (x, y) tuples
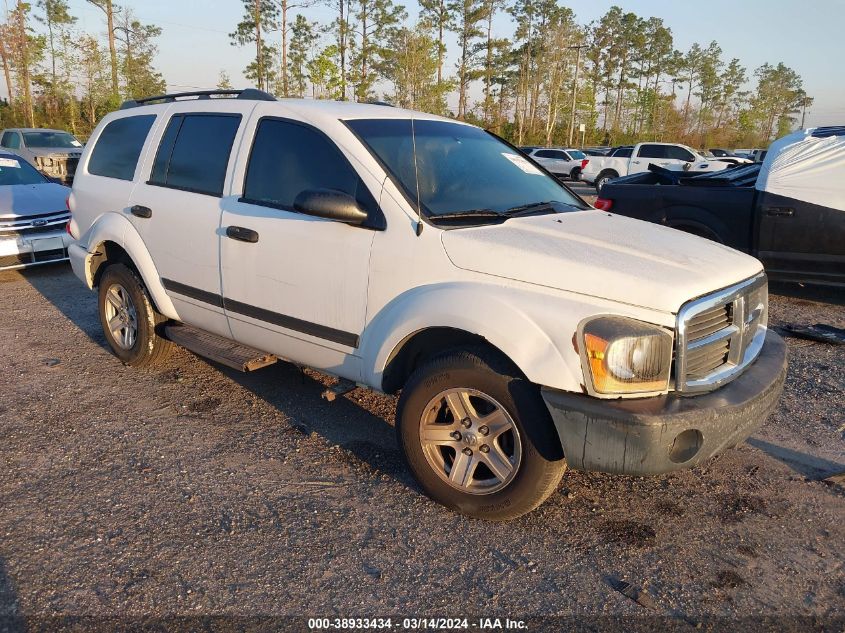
(88, 115), (155, 181)
(242, 118), (376, 215)
(638, 144), (667, 159)
(1, 132), (21, 149)
(613, 147), (632, 158)
(535, 149), (566, 159)
(149, 113), (241, 196)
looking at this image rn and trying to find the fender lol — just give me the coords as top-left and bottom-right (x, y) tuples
(360, 282), (590, 394)
(79, 212), (180, 320)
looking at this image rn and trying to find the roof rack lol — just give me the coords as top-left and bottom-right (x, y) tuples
(120, 88), (276, 110)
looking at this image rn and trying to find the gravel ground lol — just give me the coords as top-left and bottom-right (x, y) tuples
(0, 265), (843, 631)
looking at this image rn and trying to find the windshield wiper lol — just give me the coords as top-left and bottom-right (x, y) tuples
(502, 201), (557, 216)
(428, 209), (505, 223)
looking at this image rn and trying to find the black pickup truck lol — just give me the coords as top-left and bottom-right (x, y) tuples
(596, 160), (845, 287)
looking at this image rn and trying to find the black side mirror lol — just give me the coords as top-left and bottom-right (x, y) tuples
(293, 188), (368, 225)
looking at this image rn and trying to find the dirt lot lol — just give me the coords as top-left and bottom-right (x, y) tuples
(0, 265), (843, 631)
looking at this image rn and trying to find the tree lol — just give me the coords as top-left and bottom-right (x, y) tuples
(478, 0), (505, 124)
(230, 0), (279, 92)
(0, 23), (17, 107)
(6, 1), (44, 127)
(381, 24), (450, 113)
(275, 0), (317, 96)
(308, 44), (342, 99)
(114, 9), (165, 100)
(217, 70), (233, 90)
(351, 0), (405, 101)
(35, 0), (75, 116)
(418, 0), (452, 86)
(750, 62), (806, 140)
(86, 0), (119, 99)
(287, 14), (317, 97)
(76, 34), (110, 128)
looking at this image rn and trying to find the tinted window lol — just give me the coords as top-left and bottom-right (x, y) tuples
(88, 115), (155, 181)
(638, 144), (667, 159)
(0, 155), (46, 185)
(2, 132), (21, 150)
(613, 147), (632, 158)
(667, 146), (696, 162)
(347, 118), (586, 217)
(243, 118), (377, 216)
(22, 131), (81, 148)
(534, 150), (566, 159)
(150, 114), (240, 196)
(567, 150), (586, 160)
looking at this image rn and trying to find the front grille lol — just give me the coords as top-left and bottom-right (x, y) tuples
(675, 274), (768, 393)
(0, 212), (70, 237)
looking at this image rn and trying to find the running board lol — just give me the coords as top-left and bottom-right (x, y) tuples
(163, 324), (277, 372)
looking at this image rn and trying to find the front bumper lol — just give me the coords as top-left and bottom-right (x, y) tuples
(541, 331), (787, 475)
(0, 231), (72, 270)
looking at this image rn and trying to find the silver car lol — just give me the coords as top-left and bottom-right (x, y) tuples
(0, 151), (72, 270)
(0, 128), (83, 184)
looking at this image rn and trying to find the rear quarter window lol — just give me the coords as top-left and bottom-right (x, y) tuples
(88, 115), (156, 181)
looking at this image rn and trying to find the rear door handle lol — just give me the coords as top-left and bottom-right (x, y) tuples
(765, 207), (794, 217)
(631, 160), (640, 164)
(226, 225), (259, 243)
(130, 205), (152, 218)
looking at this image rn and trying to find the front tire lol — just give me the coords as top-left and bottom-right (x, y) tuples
(396, 347), (567, 521)
(98, 263), (172, 367)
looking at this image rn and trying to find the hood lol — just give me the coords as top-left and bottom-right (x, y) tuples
(0, 183), (70, 217)
(26, 147), (82, 158)
(440, 210), (763, 314)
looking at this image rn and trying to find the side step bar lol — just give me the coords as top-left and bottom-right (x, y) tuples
(163, 324), (277, 372)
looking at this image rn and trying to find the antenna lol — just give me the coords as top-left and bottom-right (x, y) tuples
(410, 118), (424, 236)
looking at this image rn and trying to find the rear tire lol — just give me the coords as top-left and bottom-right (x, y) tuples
(98, 263), (172, 367)
(396, 347), (567, 521)
(595, 171), (616, 192)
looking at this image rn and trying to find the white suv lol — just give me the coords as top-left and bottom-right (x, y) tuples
(68, 89), (787, 520)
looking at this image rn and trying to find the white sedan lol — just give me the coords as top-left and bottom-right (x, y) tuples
(524, 147), (587, 180)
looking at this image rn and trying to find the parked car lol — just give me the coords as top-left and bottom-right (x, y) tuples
(523, 147), (588, 179)
(0, 151), (72, 270)
(581, 142), (731, 191)
(702, 150), (753, 167)
(583, 147), (611, 156)
(594, 126), (845, 287)
(67, 89), (787, 520)
(0, 128), (83, 184)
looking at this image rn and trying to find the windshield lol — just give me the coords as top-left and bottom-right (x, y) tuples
(22, 131), (82, 149)
(0, 156), (48, 185)
(346, 118), (586, 219)
(567, 150), (586, 160)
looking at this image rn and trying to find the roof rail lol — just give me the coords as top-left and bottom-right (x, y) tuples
(120, 88), (276, 110)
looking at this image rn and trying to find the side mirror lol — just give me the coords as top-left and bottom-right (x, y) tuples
(293, 188), (368, 225)
(682, 162), (692, 171)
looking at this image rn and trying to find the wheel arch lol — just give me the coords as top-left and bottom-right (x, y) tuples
(361, 283), (583, 395)
(82, 213), (179, 320)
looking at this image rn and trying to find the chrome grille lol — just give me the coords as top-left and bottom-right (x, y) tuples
(0, 211), (70, 237)
(676, 274), (768, 393)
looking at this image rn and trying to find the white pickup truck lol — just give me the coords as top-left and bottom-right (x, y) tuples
(581, 142), (730, 191)
(67, 90), (787, 520)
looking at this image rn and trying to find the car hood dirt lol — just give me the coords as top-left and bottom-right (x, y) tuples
(0, 183), (71, 217)
(440, 210), (764, 314)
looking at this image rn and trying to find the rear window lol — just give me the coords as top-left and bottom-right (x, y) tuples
(534, 150), (566, 159)
(88, 115), (155, 181)
(149, 113), (241, 196)
(612, 147), (632, 158)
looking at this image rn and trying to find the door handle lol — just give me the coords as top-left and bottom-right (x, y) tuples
(631, 160), (640, 164)
(226, 225), (259, 243)
(765, 207), (794, 217)
(130, 205), (152, 218)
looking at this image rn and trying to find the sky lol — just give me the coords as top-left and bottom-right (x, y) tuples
(8, 0), (845, 128)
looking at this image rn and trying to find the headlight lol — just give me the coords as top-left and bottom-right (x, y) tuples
(580, 316), (673, 395)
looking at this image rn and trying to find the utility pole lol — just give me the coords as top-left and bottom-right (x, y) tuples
(567, 43), (587, 147)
